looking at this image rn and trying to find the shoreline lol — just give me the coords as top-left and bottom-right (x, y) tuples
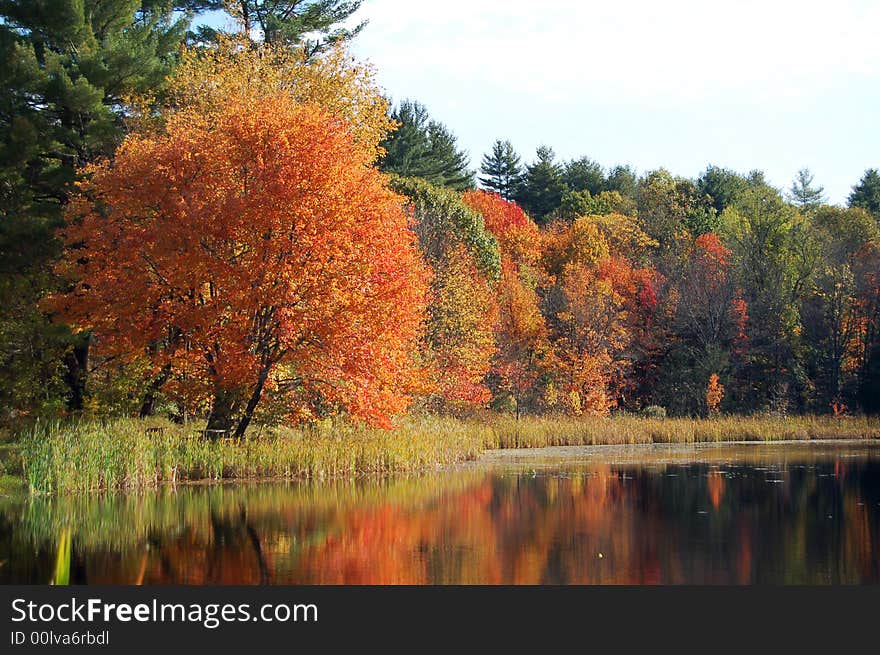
(7, 415), (880, 495)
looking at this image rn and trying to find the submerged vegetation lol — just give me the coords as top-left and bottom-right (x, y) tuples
(13, 415), (880, 494)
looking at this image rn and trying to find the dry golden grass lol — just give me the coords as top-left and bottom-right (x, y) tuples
(18, 414), (880, 493)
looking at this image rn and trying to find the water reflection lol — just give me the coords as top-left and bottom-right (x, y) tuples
(1, 442), (879, 584)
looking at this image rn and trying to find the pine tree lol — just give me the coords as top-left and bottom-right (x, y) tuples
(479, 139), (522, 200)
(0, 0), (191, 416)
(196, 1), (366, 56)
(849, 169), (880, 219)
(516, 146), (566, 224)
(564, 156), (605, 196)
(379, 100), (474, 191)
(788, 168), (825, 214)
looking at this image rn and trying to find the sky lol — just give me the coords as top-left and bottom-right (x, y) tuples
(201, 1), (880, 204)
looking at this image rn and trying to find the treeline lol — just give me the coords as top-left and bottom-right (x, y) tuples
(377, 100), (880, 418)
(1, 2), (879, 435)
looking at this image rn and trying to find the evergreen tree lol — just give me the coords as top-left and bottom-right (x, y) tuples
(0, 0), (191, 417)
(697, 165), (748, 215)
(379, 100), (474, 191)
(606, 164), (638, 199)
(564, 156), (605, 196)
(479, 139), (521, 200)
(200, 1), (366, 55)
(849, 169), (880, 218)
(516, 146), (566, 224)
(788, 168), (825, 214)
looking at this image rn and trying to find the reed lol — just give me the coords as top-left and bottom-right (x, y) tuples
(17, 414), (880, 494)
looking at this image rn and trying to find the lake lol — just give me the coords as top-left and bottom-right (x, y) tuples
(1, 440), (879, 584)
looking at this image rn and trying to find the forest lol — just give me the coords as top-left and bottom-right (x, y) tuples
(2, 0), (879, 446)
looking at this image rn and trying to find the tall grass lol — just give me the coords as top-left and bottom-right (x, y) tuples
(484, 414), (880, 449)
(18, 414), (880, 494)
(19, 416), (486, 494)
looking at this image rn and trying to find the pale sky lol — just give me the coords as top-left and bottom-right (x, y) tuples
(203, 1), (880, 204)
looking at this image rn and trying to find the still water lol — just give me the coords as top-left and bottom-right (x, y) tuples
(1, 441), (879, 584)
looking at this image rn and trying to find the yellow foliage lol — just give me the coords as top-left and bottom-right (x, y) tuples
(131, 36), (394, 159)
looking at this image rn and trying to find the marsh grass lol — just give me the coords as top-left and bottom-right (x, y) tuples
(18, 414), (880, 494)
(484, 415), (880, 449)
(20, 416), (486, 494)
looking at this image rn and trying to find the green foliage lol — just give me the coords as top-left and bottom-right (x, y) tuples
(195, 1), (366, 55)
(605, 164), (638, 199)
(720, 186), (821, 410)
(559, 189), (636, 221)
(390, 176), (501, 280)
(515, 146), (566, 224)
(697, 165), (749, 215)
(0, 0), (191, 422)
(848, 168), (880, 218)
(379, 100), (474, 191)
(479, 139), (521, 200)
(564, 156), (605, 195)
(788, 168), (825, 215)
(637, 169), (718, 246)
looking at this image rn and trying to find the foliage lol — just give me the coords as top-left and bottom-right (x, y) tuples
(479, 140), (522, 200)
(788, 168), (825, 215)
(390, 177), (501, 279)
(196, 0), (366, 56)
(463, 191), (549, 415)
(379, 100), (474, 191)
(0, 0), (192, 420)
(48, 93), (430, 435)
(515, 146), (566, 224)
(706, 373), (724, 414)
(145, 36), (394, 159)
(848, 169), (880, 218)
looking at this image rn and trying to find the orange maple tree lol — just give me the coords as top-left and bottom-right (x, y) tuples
(49, 94), (430, 435)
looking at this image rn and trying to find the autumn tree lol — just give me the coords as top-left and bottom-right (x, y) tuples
(540, 215), (660, 415)
(655, 233), (748, 414)
(0, 0), (193, 419)
(391, 178), (501, 411)
(802, 206), (880, 411)
(136, 36), (394, 161)
(463, 191), (549, 415)
(49, 94), (431, 436)
(706, 373), (724, 414)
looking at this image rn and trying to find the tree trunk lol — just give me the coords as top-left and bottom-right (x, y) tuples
(232, 364), (271, 440)
(139, 364), (172, 418)
(206, 390), (239, 436)
(63, 332), (90, 411)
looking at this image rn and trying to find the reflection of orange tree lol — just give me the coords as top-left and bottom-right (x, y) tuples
(7, 458), (878, 584)
(284, 467), (679, 584)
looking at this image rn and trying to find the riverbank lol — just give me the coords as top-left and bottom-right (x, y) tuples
(7, 414), (880, 494)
